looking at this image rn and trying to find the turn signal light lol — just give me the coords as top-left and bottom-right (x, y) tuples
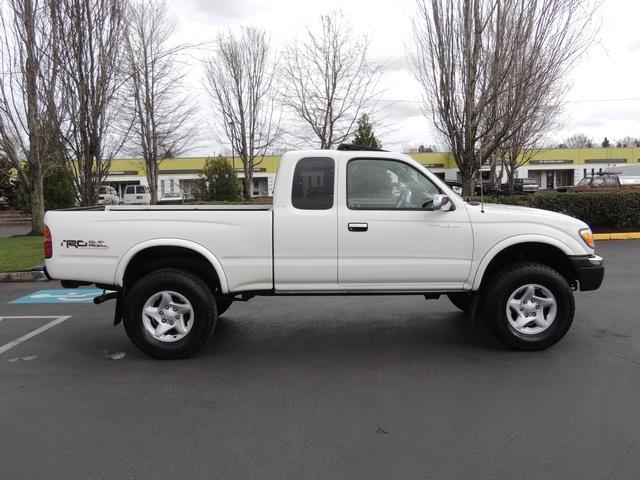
(579, 228), (594, 249)
(44, 225), (52, 259)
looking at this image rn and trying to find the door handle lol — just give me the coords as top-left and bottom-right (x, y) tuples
(348, 222), (368, 232)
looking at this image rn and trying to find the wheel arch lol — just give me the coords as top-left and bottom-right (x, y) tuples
(472, 237), (576, 291)
(115, 239), (229, 294)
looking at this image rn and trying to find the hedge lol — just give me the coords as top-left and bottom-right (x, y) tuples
(471, 191), (640, 232)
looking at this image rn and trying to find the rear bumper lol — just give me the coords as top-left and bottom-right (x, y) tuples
(569, 254), (604, 291)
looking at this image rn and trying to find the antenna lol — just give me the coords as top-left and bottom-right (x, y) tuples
(479, 173), (485, 213)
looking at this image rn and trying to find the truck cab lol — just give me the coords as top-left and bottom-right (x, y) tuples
(273, 150), (473, 292)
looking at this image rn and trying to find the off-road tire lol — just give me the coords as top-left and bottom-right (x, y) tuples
(123, 268), (217, 359)
(482, 262), (575, 350)
(447, 293), (473, 313)
(216, 298), (233, 316)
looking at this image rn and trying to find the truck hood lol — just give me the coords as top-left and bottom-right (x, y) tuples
(464, 201), (589, 232)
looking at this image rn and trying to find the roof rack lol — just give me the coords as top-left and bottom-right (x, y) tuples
(336, 143), (387, 152)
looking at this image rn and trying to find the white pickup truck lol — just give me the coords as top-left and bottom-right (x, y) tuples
(44, 147), (604, 358)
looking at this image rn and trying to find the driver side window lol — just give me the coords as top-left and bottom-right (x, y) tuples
(347, 159), (439, 210)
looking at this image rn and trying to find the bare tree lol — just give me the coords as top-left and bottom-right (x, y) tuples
(124, 0), (199, 204)
(56, 0), (128, 206)
(615, 136), (640, 148)
(563, 133), (594, 148)
(204, 27), (280, 199)
(0, 0), (61, 234)
(281, 12), (382, 149)
(409, 0), (595, 196)
(496, 82), (564, 191)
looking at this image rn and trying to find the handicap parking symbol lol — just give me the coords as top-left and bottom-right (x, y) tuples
(9, 289), (112, 304)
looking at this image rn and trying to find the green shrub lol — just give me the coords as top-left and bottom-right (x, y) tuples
(470, 191), (640, 232)
(195, 156), (242, 202)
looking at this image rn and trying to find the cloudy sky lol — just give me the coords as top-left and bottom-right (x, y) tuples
(166, 0), (640, 155)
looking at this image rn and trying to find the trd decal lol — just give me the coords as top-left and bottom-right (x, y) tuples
(60, 239), (109, 249)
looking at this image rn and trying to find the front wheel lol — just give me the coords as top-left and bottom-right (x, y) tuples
(123, 269), (217, 359)
(483, 263), (575, 350)
(447, 293), (473, 313)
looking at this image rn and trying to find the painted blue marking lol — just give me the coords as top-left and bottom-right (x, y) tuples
(9, 289), (112, 304)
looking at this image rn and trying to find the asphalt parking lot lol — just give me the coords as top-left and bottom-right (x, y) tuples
(0, 240), (638, 480)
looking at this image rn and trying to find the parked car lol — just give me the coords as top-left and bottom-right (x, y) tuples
(444, 180), (463, 195)
(563, 174), (640, 192)
(158, 192), (184, 204)
(44, 147), (603, 358)
(474, 179), (502, 195)
(501, 178), (540, 193)
(97, 185), (120, 205)
(122, 185), (151, 205)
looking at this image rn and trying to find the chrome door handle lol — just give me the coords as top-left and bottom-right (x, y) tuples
(348, 222), (368, 232)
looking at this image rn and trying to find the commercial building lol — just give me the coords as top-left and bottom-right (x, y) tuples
(104, 147), (640, 196)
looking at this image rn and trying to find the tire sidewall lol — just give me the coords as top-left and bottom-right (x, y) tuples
(124, 270), (217, 358)
(486, 266), (573, 350)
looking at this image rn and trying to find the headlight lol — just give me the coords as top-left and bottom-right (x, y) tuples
(579, 228), (594, 249)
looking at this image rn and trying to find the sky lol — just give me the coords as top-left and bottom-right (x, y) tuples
(166, 0), (640, 155)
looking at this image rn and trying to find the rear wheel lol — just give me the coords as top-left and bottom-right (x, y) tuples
(216, 298), (233, 316)
(123, 268), (217, 359)
(482, 262), (574, 350)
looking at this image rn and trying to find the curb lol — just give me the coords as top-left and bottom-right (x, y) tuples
(0, 268), (48, 283)
(593, 232), (640, 240)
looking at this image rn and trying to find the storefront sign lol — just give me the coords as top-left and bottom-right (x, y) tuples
(584, 158), (627, 164)
(529, 159), (573, 165)
(234, 167), (267, 173)
(159, 169), (201, 174)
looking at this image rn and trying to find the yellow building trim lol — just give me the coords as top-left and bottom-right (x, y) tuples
(108, 147), (640, 177)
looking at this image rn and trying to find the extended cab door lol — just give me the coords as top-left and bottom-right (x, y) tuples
(337, 157), (473, 290)
(273, 156), (338, 291)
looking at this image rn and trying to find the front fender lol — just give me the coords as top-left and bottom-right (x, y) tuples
(470, 234), (574, 291)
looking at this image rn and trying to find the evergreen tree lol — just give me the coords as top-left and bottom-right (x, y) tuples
(602, 137), (610, 148)
(352, 114), (382, 149)
(196, 156), (242, 201)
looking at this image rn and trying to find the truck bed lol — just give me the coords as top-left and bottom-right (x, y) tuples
(107, 205), (272, 211)
(45, 206), (274, 292)
(62, 204), (272, 211)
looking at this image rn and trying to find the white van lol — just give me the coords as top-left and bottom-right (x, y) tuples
(98, 185), (120, 205)
(122, 185), (151, 205)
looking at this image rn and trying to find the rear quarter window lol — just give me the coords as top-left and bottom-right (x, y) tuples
(291, 157), (335, 210)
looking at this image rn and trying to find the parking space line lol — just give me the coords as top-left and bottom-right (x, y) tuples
(0, 316), (71, 355)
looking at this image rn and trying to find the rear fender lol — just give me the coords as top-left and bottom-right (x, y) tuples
(114, 239), (229, 294)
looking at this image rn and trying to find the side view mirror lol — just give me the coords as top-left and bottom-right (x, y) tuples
(432, 194), (452, 211)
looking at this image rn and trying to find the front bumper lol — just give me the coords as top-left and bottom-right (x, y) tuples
(569, 254), (604, 291)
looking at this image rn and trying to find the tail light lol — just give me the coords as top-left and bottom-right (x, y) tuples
(44, 225), (52, 259)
